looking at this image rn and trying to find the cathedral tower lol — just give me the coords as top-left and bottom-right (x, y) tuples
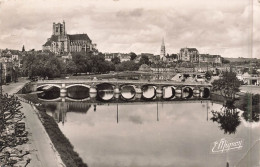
(53, 21), (66, 36)
(160, 38), (166, 60)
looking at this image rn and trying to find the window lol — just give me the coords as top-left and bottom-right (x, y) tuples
(56, 27), (58, 32)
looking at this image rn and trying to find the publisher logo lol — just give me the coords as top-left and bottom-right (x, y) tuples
(210, 138), (243, 154)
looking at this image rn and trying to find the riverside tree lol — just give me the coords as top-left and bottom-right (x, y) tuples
(115, 60), (140, 71)
(212, 71), (241, 99)
(139, 55), (150, 65)
(129, 52), (137, 61)
(22, 53), (65, 79)
(0, 94), (30, 166)
(111, 56), (121, 65)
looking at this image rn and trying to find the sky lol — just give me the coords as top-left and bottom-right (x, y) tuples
(0, 0), (259, 58)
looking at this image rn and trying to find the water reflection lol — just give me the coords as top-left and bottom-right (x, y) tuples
(44, 102), (91, 124)
(210, 100), (241, 134)
(41, 101), (260, 167)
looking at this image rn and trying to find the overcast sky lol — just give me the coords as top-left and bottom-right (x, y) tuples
(0, 0), (259, 58)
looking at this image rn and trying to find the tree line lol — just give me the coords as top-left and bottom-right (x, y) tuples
(21, 51), (152, 79)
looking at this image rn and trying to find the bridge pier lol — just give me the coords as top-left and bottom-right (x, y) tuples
(156, 86), (163, 98)
(114, 93), (120, 99)
(32, 84), (38, 92)
(193, 86), (200, 97)
(135, 85), (142, 94)
(114, 85), (120, 94)
(134, 85), (142, 99)
(175, 86), (182, 98)
(60, 84), (67, 102)
(89, 85), (97, 98)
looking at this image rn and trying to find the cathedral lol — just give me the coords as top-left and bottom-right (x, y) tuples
(42, 21), (97, 54)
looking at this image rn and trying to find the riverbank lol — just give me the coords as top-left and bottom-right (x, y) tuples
(17, 92), (88, 167)
(2, 79), (65, 167)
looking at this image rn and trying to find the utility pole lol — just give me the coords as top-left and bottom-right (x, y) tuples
(116, 103), (119, 124)
(157, 101), (159, 121)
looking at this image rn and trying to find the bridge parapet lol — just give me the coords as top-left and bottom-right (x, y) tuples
(36, 79), (211, 88)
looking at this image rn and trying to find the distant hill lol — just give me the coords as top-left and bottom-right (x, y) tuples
(225, 57), (259, 63)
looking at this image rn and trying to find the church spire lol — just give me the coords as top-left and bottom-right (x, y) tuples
(162, 37), (164, 46)
(160, 37), (166, 60)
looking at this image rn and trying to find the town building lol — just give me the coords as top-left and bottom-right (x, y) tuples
(0, 49), (22, 84)
(104, 53), (131, 62)
(199, 54), (222, 65)
(179, 47), (199, 62)
(104, 53), (115, 62)
(118, 53), (131, 62)
(42, 21), (97, 55)
(0, 56), (15, 84)
(165, 54), (178, 63)
(237, 72), (260, 85)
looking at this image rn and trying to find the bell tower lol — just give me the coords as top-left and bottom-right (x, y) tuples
(52, 21), (66, 36)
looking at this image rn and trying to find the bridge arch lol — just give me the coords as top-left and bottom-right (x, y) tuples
(200, 87), (210, 98)
(96, 83), (115, 101)
(182, 86), (194, 99)
(162, 86), (176, 100)
(120, 85), (136, 100)
(96, 82), (116, 87)
(142, 84), (157, 100)
(65, 84), (91, 89)
(65, 84), (91, 100)
(37, 84), (61, 90)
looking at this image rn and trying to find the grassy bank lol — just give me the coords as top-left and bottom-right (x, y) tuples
(18, 94), (88, 167)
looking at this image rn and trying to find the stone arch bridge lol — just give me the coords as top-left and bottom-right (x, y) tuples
(34, 79), (212, 102)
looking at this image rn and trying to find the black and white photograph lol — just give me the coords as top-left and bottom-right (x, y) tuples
(0, 0), (259, 166)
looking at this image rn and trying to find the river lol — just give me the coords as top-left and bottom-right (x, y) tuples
(36, 85), (259, 167)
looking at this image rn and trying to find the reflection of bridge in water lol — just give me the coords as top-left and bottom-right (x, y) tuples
(43, 100), (211, 124)
(35, 79), (212, 102)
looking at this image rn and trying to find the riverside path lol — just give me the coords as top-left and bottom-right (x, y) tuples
(2, 79), (64, 167)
